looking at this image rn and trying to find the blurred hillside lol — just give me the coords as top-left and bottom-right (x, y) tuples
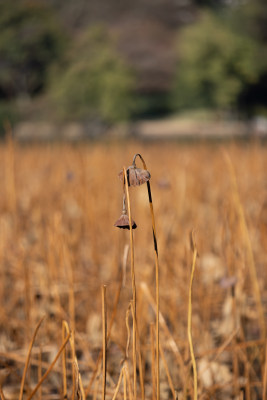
(0, 0), (267, 135)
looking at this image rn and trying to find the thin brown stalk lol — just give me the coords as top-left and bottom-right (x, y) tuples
(140, 282), (185, 377)
(19, 316), (45, 400)
(123, 365), (127, 400)
(150, 324), (156, 400)
(133, 153), (160, 400)
(188, 232), (198, 400)
(213, 327), (239, 361)
(85, 276), (123, 396)
(63, 243), (76, 333)
(183, 367), (193, 400)
(125, 304), (131, 359)
(111, 367), (124, 400)
(70, 339), (76, 399)
(196, 336), (263, 360)
(22, 249), (32, 342)
(198, 328), (239, 383)
(159, 342), (176, 399)
(93, 375), (101, 400)
(130, 301), (145, 400)
(0, 385), (6, 400)
(242, 350), (251, 400)
(233, 340), (240, 397)
(62, 322), (68, 399)
(0, 350), (62, 371)
(63, 321), (86, 400)
(122, 244), (129, 287)
(224, 152), (265, 341)
(78, 370), (86, 399)
(38, 347), (42, 400)
(102, 285), (107, 400)
(61, 244), (77, 400)
(124, 361), (134, 400)
(123, 166), (137, 400)
(232, 294), (240, 398)
(27, 332), (71, 400)
(263, 342), (267, 400)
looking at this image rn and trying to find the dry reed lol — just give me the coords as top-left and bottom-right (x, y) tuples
(0, 141), (266, 399)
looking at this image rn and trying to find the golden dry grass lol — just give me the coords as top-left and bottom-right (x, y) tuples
(1, 139), (267, 399)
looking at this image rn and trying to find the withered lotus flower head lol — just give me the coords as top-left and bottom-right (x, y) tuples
(118, 165), (151, 187)
(114, 213), (137, 230)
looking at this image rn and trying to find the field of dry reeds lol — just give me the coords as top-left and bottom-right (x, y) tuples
(1, 137), (267, 400)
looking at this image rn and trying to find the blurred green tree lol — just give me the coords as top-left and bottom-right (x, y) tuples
(226, 0), (267, 113)
(230, 0), (267, 43)
(49, 26), (136, 123)
(0, 0), (65, 99)
(171, 11), (264, 111)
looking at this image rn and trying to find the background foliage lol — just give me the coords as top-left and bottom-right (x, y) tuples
(48, 27), (135, 123)
(171, 11), (264, 111)
(0, 0), (65, 98)
(0, 0), (266, 128)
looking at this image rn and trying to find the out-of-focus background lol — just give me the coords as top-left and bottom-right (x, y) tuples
(2, 2), (267, 398)
(1, 0), (267, 139)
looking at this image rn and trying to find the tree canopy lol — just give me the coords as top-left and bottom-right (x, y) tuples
(0, 0), (266, 129)
(0, 0), (65, 98)
(171, 11), (265, 111)
(48, 26), (136, 123)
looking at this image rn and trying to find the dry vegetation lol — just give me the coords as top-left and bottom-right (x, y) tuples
(1, 138), (267, 399)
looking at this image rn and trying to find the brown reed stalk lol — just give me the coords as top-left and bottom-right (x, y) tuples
(0, 388), (5, 400)
(27, 331), (71, 400)
(132, 153), (160, 400)
(102, 304), (132, 400)
(224, 152), (266, 341)
(111, 367), (124, 400)
(124, 361), (134, 400)
(130, 301), (145, 400)
(19, 316), (45, 400)
(159, 342), (176, 399)
(122, 244), (129, 287)
(102, 285), (107, 400)
(71, 345), (76, 398)
(188, 232), (198, 400)
(123, 365), (127, 400)
(38, 347), (42, 400)
(150, 324), (156, 400)
(141, 282), (185, 378)
(123, 166), (137, 400)
(159, 344), (176, 400)
(62, 322), (68, 398)
(263, 342), (267, 400)
(235, 324), (254, 399)
(198, 328), (239, 386)
(93, 374), (101, 400)
(62, 243), (76, 335)
(22, 247), (32, 342)
(62, 244), (78, 399)
(84, 274), (123, 397)
(125, 304), (131, 359)
(231, 294), (240, 398)
(0, 386), (6, 400)
(232, 338), (240, 397)
(183, 368), (193, 400)
(241, 348), (251, 400)
(63, 321), (86, 400)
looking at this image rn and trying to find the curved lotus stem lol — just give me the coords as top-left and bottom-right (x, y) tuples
(133, 153), (160, 400)
(123, 166), (137, 400)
